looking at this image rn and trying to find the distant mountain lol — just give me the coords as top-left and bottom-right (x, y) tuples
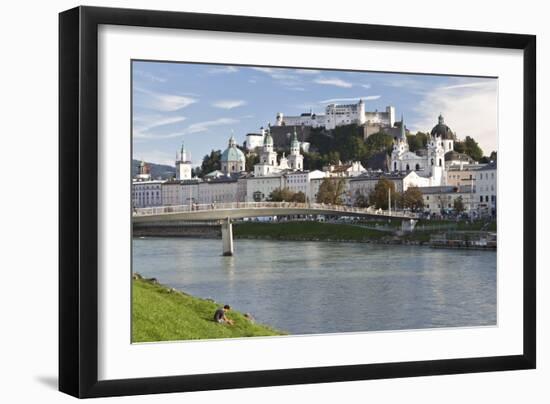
(132, 159), (176, 180)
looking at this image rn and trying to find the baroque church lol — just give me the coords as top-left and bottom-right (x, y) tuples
(254, 127), (303, 176)
(390, 114), (463, 186)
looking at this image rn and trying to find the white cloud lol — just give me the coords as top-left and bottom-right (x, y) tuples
(438, 81), (493, 91)
(134, 70), (167, 83)
(207, 66), (239, 74)
(319, 95), (381, 104)
(133, 115), (187, 133)
(133, 117), (239, 140)
(248, 67), (302, 88)
(313, 77), (353, 88)
(250, 67), (275, 74)
(134, 86), (197, 111)
(184, 118), (240, 135)
(295, 69), (321, 75)
(410, 80), (498, 154)
(212, 100), (247, 109)
(133, 149), (176, 167)
(361, 84), (372, 89)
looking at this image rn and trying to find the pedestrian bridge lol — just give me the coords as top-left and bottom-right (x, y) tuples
(132, 202), (419, 256)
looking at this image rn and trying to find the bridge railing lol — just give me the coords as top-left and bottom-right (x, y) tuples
(133, 202), (419, 219)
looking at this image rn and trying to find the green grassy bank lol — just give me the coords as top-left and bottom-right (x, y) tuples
(234, 221), (386, 242)
(132, 277), (285, 343)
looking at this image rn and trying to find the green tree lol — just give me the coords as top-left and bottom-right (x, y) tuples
(303, 151), (324, 171)
(245, 153), (259, 172)
(365, 131), (394, 158)
(316, 178), (347, 205)
(200, 150), (222, 176)
(291, 191), (306, 203)
(407, 132), (429, 152)
(368, 178), (397, 210)
(400, 186), (425, 211)
(326, 151), (341, 165)
(480, 151), (497, 164)
(354, 190), (369, 208)
(453, 196), (465, 213)
(268, 187), (295, 202)
(455, 136), (484, 161)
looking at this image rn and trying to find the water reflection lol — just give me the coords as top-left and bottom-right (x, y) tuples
(133, 238), (496, 334)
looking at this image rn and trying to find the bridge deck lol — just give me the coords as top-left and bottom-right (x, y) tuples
(132, 202), (419, 223)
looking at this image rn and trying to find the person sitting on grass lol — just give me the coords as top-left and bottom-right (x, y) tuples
(213, 304), (234, 325)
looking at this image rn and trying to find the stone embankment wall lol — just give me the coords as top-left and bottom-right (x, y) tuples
(133, 221), (221, 238)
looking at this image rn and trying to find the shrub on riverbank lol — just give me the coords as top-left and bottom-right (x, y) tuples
(233, 221), (386, 242)
(132, 277), (284, 342)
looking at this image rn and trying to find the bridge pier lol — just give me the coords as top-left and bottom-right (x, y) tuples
(401, 219), (418, 232)
(221, 217), (234, 256)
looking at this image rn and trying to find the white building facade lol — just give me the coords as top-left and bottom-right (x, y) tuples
(132, 180), (164, 208)
(420, 185), (474, 215)
(391, 115), (458, 186)
(474, 162), (497, 217)
(275, 100), (395, 130)
(246, 175), (284, 202)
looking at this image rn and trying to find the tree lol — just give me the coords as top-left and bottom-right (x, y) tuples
(326, 151), (341, 165)
(400, 186), (424, 211)
(200, 150), (222, 176)
(365, 131), (394, 158)
(303, 151), (324, 171)
(407, 132), (429, 152)
(453, 196), (465, 213)
(354, 190), (369, 208)
(245, 153), (259, 172)
(291, 191), (306, 203)
(479, 151), (497, 164)
(268, 187), (295, 202)
(316, 178), (347, 205)
(191, 166), (202, 178)
(368, 178), (397, 210)
(455, 136), (484, 162)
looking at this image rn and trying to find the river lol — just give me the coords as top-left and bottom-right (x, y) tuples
(133, 237), (496, 335)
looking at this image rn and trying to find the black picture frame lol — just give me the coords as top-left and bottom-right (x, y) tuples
(59, 5), (536, 398)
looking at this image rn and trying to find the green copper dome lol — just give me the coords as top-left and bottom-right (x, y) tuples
(221, 136), (245, 163)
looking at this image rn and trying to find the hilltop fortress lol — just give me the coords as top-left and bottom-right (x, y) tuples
(247, 100), (399, 150)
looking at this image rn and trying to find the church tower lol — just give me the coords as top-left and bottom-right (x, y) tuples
(427, 121), (447, 185)
(176, 142), (192, 180)
(288, 128), (303, 170)
(260, 127), (277, 165)
(390, 115), (409, 172)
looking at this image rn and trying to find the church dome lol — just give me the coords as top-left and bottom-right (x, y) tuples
(221, 136), (245, 163)
(430, 114), (456, 140)
(445, 150), (473, 163)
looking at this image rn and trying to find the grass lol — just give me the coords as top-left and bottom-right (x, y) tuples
(233, 221), (387, 242)
(415, 219), (497, 232)
(132, 277), (285, 343)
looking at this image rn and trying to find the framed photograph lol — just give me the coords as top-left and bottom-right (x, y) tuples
(59, 6), (536, 398)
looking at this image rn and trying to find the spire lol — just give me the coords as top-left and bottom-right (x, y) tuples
(438, 113), (444, 125)
(400, 114), (406, 140)
(229, 132), (236, 148)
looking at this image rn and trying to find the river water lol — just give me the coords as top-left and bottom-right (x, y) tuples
(133, 237), (496, 335)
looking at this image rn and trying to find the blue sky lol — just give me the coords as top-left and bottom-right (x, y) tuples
(132, 61), (497, 166)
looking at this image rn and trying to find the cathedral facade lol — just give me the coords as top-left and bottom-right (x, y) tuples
(254, 128), (303, 176)
(390, 114), (457, 186)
